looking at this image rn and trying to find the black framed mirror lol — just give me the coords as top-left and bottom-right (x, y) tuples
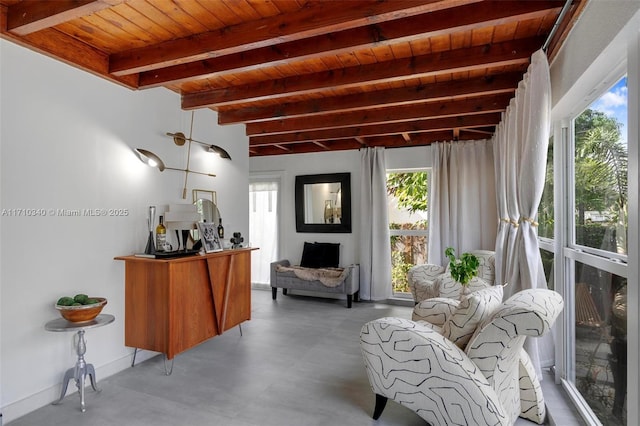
(295, 173), (351, 233)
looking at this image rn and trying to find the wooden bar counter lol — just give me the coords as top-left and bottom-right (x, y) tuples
(115, 248), (255, 359)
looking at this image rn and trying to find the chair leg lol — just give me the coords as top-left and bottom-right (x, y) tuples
(353, 291), (359, 302)
(271, 287), (277, 300)
(372, 394), (388, 420)
(347, 294), (353, 308)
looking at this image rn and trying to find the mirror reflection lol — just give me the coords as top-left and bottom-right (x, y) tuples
(303, 182), (342, 224)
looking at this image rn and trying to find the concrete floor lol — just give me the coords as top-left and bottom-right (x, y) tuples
(9, 289), (561, 426)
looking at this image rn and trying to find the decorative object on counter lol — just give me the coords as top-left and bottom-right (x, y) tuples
(192, 191), (220, 251)
(144, 206), (156, 254)
(231, 232), (244, 249)
(156, 215), (166, 252)
(197, 222), (222, 253)
(165, 204), (200, 250)
(217, 217), (225, 239)
(134, 112), (230, 199)
(55, 295), (107, 323)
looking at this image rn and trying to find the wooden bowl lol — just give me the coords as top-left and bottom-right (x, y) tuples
(56, 297), (107, 323)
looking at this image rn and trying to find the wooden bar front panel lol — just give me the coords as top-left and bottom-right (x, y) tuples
(116, 248), (254, 359)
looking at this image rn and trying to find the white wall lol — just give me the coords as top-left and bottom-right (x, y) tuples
(550, 0), (640, 118)
(0, 39), (248, 422)
(249, 146), (432, 267)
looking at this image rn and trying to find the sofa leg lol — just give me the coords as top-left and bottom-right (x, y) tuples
(354, 291), (359, 302)
(271, 287), (277, 300)
(347, 294), (353, 308)
(282, 288), (288, 296)
(372, 394), (388, 420)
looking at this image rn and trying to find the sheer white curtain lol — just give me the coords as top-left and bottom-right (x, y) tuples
(249, 180), (279, 285)
(428, 139), (497, 266)
(359, 147), (392, 300)
(493, 49), (553, 375)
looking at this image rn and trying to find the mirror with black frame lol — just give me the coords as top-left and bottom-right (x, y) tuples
(295, 173), (351, 233)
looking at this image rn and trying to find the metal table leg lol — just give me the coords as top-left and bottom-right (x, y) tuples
(52, 329), (101, 412)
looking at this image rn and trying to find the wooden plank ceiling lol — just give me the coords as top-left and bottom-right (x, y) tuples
(0, 0), (584, 157)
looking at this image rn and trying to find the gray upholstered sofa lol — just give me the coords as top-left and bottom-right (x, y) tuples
(270, 260), (360, 308)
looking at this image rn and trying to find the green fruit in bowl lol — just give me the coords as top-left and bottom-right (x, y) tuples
(56, 296), (75, 306)
(86, 298), (99, 305)
(74, 294), (89, 304)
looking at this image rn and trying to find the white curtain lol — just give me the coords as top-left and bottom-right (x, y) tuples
(493, 49), (553, 376)
(249, 180), (279, 285)
(359, 147), (392, 300)
(428, 139), (497, 266)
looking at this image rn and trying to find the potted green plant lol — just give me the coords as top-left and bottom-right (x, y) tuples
(445, 247), (480, 298)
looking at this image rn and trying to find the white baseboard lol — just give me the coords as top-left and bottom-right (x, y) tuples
(2, 349), (157, 424)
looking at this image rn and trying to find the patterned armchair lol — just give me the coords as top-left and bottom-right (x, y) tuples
(407, 249), (496, 303)
(360, 288), (564, 426)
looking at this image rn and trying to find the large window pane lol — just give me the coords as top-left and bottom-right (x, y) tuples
(387, 171), (428, 295)
(573, 260), (627, 425)
(540, 248), (554, 290)
(538, 136), (554, 239)
(573, 77), (628, 255)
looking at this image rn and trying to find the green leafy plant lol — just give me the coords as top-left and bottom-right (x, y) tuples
(444, 247), (479, 286)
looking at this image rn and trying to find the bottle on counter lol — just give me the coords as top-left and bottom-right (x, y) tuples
(217, 217), (224, 239)
(156, 215), (166, 251)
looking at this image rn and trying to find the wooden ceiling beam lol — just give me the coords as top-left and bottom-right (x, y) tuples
(364, 131), (479, 149)
(246, 94), (512, 136)
(5, 0), (122, 36)
(182, 36), (542, 109)
(250, 139), (361, 156)
(218, 72), (521, 125)
(249, 112), (502, 146)
(462, 128), (495, 135)
(138, 1), (561, 88)
(0, 16), (138, 89)
(109, 0), (472, 75)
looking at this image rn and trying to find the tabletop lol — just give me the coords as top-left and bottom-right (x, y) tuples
(45, 314), (115, 332)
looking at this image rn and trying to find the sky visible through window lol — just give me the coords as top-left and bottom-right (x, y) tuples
(591, 76), (628, 145)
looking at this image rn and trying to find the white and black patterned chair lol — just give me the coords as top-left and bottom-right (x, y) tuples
(407, 250), (496, 303)
(360, 288), (563, 425)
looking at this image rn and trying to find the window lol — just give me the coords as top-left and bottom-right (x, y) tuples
(562, 76), (629, 426)
(386, 170), (429, 295)
(573, 81), (628, 258)
(249, 177), (280, 285)
(538, 136), (555, 240)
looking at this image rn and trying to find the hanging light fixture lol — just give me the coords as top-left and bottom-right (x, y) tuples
(135, 111), (226, 199)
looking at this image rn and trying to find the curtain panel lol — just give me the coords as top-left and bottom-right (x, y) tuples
(359, 147), (392, 301)
(428, 139), (497, 266)
(492, 49), (553, 375)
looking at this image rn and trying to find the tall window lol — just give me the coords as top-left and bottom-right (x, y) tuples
(249, 178), (280, 285)
(386, 170), (429, 296)
(538, 135), (555, 290)
(566, 76), (628, 425)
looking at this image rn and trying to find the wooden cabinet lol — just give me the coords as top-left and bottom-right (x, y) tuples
(115, 248), (254, 359)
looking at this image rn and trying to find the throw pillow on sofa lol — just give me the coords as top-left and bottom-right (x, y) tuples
(442, 285), (503, 349)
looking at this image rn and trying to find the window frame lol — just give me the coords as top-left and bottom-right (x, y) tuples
(552, 69), (633, 426)
(386, 168), (431, 297)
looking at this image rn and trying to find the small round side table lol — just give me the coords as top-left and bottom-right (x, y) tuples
(45, 314), (115, 412)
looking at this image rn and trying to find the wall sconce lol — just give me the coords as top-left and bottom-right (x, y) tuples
(166, 131), (232, 160)
(135, 111), (229, 199)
